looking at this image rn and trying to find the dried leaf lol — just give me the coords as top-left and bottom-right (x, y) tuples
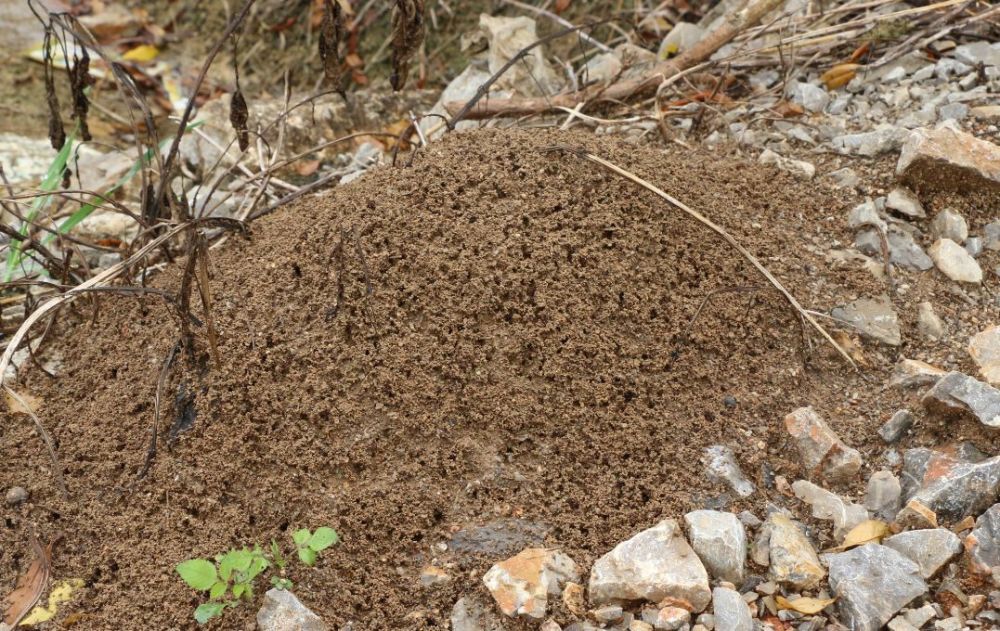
(296, 159), (321, 177)
(829, 519), (889, 551)
(21, 578), (85, 625)
(390, 0), (425, 91)
(229, 89), (249, 152)
(121, 44), (160, 62)
(555, 0), (572, 12)
(43, 30), (65, 152)
(821, 63), (860, 90)
(318, 0), (344, 91)
(849, 42), (871, 63)
(773, 100), (805, 118)
(69, 42), (92, 141)
(832, 330), (868, 367)
(3, 535), (59, 627)
(776, 595), (836, 614)
(5, 390), (43, 414)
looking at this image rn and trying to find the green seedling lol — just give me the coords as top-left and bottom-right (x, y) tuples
(176, 545), (270, 624)
(176, 526), (338, 624)
(292, 527), (339, 566)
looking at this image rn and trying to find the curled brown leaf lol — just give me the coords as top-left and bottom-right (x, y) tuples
(389, 0), (425, 91)
(3, 534), (61, 627)
(230, 89), (249, 152)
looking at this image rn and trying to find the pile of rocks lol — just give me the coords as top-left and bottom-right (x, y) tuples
(458, 399), (999, 631)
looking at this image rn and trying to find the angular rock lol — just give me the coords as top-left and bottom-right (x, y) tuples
(921, 371), (1000, 429)
(897, 123), (1000, 192)
(758, 149), (815, 180)
(965, 503), (999, 579)
(930, 209), (969, 243)
(865, 470), (902, 521)
(969, 326), (1000, 386)
(767, 513), (825, 589)
(5, 486), (28, 506)
(257, 589), (328, 631)
(885, 228), (934, 271)
(899, 445), (1000, 520)
(825, 544), (928, 631)
(788, 82), (830, 113)
(589, 519), (711, 611)
(590, 605), (624, 624)
(896, 499), (938, 530)
(879, 410), (914, 444)
(451, 594), (506, 631)
(703, 445), (755, 498)
(483, 548), (579, 619)
(712, 586), (753, 631)
(917, 302), (945, 341)
(888, 358), (946, 389)
(900, 443), (989, 499)
(929, 239), (983, 283)
(833, 126), (909, 157)
(792, 480), (869, 540)
(646, 606), (690, 630)
(684, 510), (747, 584)
(883, 529), (963, 578)
(885, 187), (925, 218)
(784, 407), (863, 484)
(986, 221), (1000, 251)
(831, 297), (901, 346)
(848, 200), (886, 231)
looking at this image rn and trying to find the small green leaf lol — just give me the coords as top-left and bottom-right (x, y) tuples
(270, 539), (286, 569)
(209, 581), (227, 600)
(271, 576), (293, 590)
(298, 547), (318, 566)
(308, 527), (339, 552)
(247, 555), (269, 581)
(177, 559), (218, 591)
(232, 582), (246, 599)
(292, 529), (311, 547)
(194, 602), (226, 624)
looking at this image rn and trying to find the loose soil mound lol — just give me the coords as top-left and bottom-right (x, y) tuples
(2, 129), (998, 629)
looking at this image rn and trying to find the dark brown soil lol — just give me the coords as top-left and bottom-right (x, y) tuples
(2, 129), (998, 630)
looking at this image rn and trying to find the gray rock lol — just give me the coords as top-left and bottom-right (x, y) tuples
(922, 371), (1000, 428)
(257, 589), (328, 631)
(704, 445), (755, 498)
(451, 595), (506, 631)
(789, 82), (830, 113)
(865, 470), (902, 521)
(900, 443), (990, 500)
(966, 236), (983, 258)
(880, 410), (914, 444)
(985, 221), (1000, 251)
(784, 407), (863, 484)
(917, 302), (945, 341)
(684, 510), (747, 584)
(767, 513), (825, 589)
(885, 187), (925, 219)
(589, 519), (711, 611)
(831, 297), (901, 346)
(930, 209), (969, 243)
(758, 149), (815, 180)
(832, 126), (909, 156)
(938, 103), (969, 121)
(935, 58), (972, 79)
(954, 41), (1000, 67)
(590, 605), (624, 624)
(712, 587), (752, 631)
(929, 238), (983, 283)
(450, 519), (549, 559)
(883, 529), (962, 578)
(897, 122), (1000, 193)
(888, 358), (946, 389)
(792, 480), (869, 540)
(5, 486), (28, 506)
(899, 445), (1000, 520)
(966, 503), (1000, 579)
(825, 544), (928, 631)
(886, 228), (934, 271)
(825, 167), (860, 189)
(848, 200), (886, 231)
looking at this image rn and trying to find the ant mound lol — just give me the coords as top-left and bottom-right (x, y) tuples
(2, 129), (974, 629)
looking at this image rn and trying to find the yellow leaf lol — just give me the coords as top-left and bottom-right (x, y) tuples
(820, 63), (860, 90)
(776, 596), (836, 614)
(6, 390), (43, 414)
(829, 519), (889, 551)
(21, 578), (85, 625)
(122, 44), (159, 62)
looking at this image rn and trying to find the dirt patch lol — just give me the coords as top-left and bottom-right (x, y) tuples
(2, 129), (998, 629)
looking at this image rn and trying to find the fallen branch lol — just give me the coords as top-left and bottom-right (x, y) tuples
(445, 0), (783, 120)
(546, 146), (857, 369)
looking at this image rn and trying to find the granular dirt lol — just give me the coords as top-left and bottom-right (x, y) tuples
(1, 129), (998, 629)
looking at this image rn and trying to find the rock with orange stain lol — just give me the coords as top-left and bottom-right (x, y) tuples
(588, 519), (711, 612)
(783, 407), (863, 484)
(899, 444), (1000, 520)
(482, 548), (580, 620)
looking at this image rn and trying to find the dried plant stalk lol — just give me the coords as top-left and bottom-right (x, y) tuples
(319, 0), (344, 92)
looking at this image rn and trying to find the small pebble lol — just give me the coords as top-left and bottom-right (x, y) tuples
(5, 486), (28, 506)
